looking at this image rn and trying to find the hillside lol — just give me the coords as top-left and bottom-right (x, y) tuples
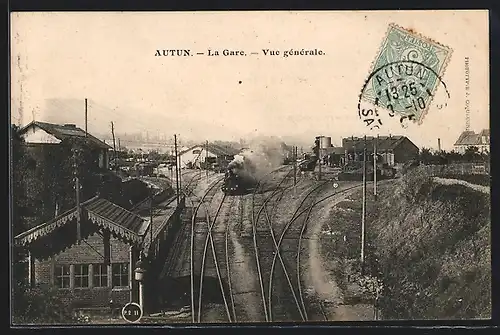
(322, 167), (491, 319)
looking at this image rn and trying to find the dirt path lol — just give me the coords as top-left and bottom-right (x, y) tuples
(305, 187), (373, 321)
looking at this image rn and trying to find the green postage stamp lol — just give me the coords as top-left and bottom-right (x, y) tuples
(360, 23), (453, 126)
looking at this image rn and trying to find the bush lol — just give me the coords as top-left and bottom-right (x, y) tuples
(12, 283), (86, 325)
(363, 168), (490, 319)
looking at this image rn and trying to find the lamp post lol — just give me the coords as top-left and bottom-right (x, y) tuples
(134, 261), (145, 311)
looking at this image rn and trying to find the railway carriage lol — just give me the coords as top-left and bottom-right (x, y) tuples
(298, 157), (318, 172)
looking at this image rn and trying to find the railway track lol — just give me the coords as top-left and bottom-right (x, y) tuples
(279, 181), (365, 321)
(223, 196), (239, 322)
(184, 175), (237, 323)
(179, 165), (367, 323)
(260, 173), (323, 321)
(249, 166), (296, 321)
(254, 169), (364, 322)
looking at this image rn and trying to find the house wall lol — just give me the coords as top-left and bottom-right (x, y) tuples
(98, 150), (110, 170)
(179, 146), (218, 168)
(33, 232), (137, 308)
(21, 126), (61, 144)
(393, 138), (419, 163)
(379, 151), (395, 166)
(454, 144), (489, 154)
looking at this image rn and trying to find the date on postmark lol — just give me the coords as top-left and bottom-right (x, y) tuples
(358, 24), (452, 130)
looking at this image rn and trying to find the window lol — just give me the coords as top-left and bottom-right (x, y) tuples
(192, 149), (201, 155)
(55, 265), (70, 288)
(93, 264), (108, 287)
(74, 264), (89, 288)
(112, 263), (129, 287)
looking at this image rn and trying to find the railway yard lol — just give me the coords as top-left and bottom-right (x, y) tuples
(145, 165), (374, 323)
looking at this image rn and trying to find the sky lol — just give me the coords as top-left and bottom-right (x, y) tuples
(10, 11), (489, 150)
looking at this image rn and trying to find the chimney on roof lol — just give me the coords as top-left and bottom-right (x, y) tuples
(438, 138), (441, 151)
(389, 134), (392, 139)
(64, 124), (76, 128)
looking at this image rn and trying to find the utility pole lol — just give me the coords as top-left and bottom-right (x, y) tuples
(318, 137), (322, 181)
(174, 134), (180, 204)
(84, 98), (88, 137)
(293, 146), (297, 196)
(118, 138), (121, 152)
(374, 134), (378, 201)
(293, 146), (297, 186)
(361, 135), (367, 274)
(150, 186), (153, 254)
(72, 147), (82, 243)
(205, 140), (209, 180)
(111, 122), (117, 172)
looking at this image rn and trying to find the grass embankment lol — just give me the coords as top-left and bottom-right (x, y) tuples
(438, 174), (490, 187)
(320, 167), (491, 319)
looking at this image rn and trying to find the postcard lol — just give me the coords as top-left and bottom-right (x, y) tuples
(10, 10), (490, 325)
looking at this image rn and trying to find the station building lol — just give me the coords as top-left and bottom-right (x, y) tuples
(342, 135), (419, 166)
(14, 196), (146, 309)
(177, 143), (239, 169)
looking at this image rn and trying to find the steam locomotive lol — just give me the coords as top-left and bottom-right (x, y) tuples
(221, 157), (257, 195)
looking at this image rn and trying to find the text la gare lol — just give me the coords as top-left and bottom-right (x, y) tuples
(208, 49), (246, 56)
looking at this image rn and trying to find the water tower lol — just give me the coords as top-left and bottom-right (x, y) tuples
(316, 135), (332, 158)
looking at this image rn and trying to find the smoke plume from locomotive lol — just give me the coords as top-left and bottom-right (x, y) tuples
(227, 136), (287, 180)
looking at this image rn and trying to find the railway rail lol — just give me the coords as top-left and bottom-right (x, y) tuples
(250, 166), (295, 321)
(164, 163), (371, 323)
(255, 170), (364, 322)
(182, 174), (239, 323)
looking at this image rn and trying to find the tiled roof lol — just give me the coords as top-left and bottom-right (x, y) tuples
(14, 196), (146, 247)
(454, 129), (490, 146)
(85, 198), (145, 235)
(342, 135), (414, 151)
(18, 121), (112, 150)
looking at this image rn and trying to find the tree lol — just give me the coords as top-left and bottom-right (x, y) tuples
(444, 150), (463, 163)
(11, 124), (34, 235)
(419, 147), (433, 165)
(11, 124), (34, 321)
(147, 150), (161, 161)
(481, 150), (490, 163)
(55, 137), (103, 211)
(464, 146), (480, 162)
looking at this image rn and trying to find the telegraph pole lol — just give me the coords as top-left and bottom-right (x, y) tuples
(205, 140), (209, 180)
(84, 98), (88, 137)
(293, 146), (297, 186)
(111, 122), (117, 172)
(174, 134), (180, 204)
(374, 134), (378, 201)
(72, 147), (82, 243)
(293, 146), (297, 196)
(318, 137), (322, 181)
(361, 135), (367, 274)
(150, 185), (153, 253)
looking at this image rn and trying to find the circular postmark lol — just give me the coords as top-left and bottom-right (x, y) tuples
(358, 60), (450, 131)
